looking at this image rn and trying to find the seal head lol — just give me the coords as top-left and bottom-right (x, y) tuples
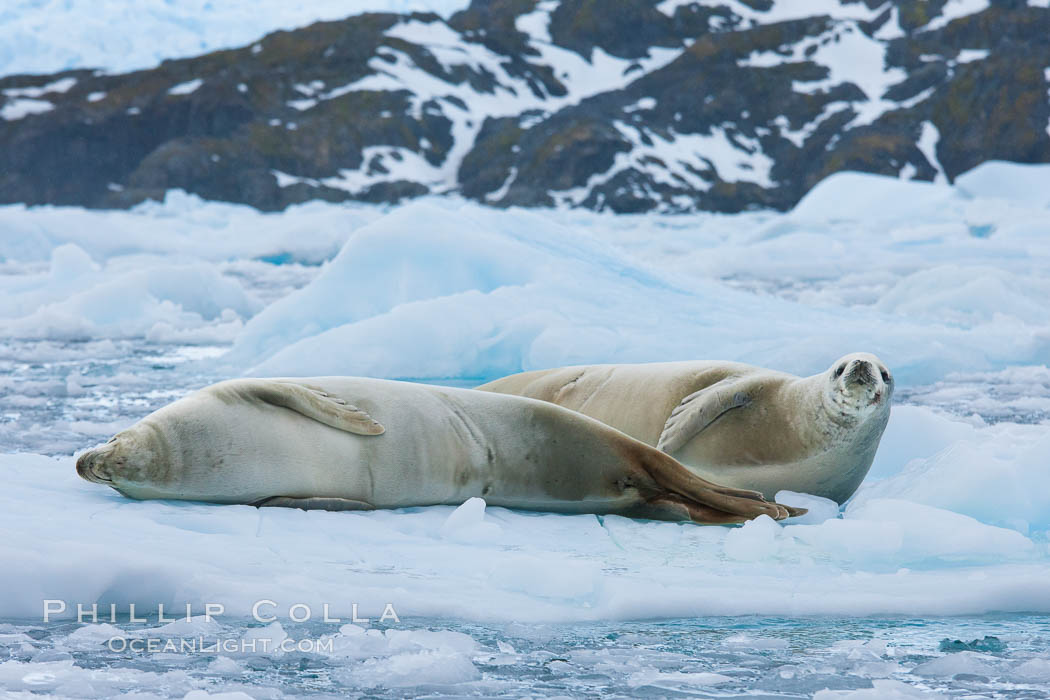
(76, 422), (179, 500)
(821, 352), (893, 428)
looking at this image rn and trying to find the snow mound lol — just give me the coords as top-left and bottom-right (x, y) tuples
(790, 172), (961, 223)
(851, 420), (1050, 531)
(954, 160), (1050, 207)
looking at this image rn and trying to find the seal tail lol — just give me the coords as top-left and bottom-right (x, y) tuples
(632, 446), (805, 523)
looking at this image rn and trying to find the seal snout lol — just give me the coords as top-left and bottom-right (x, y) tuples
(843, 358), (877, 387)
(76, 446), (119, 483)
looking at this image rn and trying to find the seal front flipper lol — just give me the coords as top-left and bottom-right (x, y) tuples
(657, 378), (750, 454)
(220, 379), (385, 436)
(253, 496), (375, 511)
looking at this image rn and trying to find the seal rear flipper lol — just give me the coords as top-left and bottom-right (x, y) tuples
(630, 496), (754, 525)
(657, 378), (750, 454)
(634, 447), (803, 521)
(253, 496), (375, 511)
(224, 379), (385, 436)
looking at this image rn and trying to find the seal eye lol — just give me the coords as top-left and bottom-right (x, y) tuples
(880, 369), (891, 383)
(834, 364), (845, 378)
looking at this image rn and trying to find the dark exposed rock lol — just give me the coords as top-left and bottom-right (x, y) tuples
(548, 0), (681, 59)
(1, 0), (1047, 213)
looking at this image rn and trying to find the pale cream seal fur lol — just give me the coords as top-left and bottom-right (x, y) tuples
(76, 377), (805, 524)
(478, 353), (893, 504)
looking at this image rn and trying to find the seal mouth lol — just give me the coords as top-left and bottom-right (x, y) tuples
(870, 390), (882, 405)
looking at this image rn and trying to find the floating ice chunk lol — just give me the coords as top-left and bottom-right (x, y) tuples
(29, 649), (73, 663)
(8, 450), (1050, 620)
(184, 692), (255, 700)
(440, 497), (502, 542)
(0, 658), (193, 695)
(326, 626), (394, 661)
(206, 656), (245, 675)
(724, 633), (789, 650)
(140, 615), (222, 639)
(724, 514), (781, 561)
(1011, 657), (1050, 682)
(777, 491), (840, 524)
(0, 660), (75, 692)
(832, 639), (892, 659)
(911, 650), (998, 677)
(815, 678), (945, 699)
(384, 628), (477, 655)
(627, 669), (733, 688)
(327, 627), (480, 688)
(341, 649), (480, 688)
(0, 243), (260, 342)
(239, 622), (287, 655)
(63, 623), (123, 648)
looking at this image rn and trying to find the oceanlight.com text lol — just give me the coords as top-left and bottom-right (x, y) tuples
(106, 636), (335, 654)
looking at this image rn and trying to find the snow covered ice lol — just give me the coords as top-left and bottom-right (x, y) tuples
(3, 161), (1050, 697)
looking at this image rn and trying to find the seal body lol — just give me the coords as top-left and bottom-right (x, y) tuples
(76, 377), (804, 524)
(478, 354), (893, 504)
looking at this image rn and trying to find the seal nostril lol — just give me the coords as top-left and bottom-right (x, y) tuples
(844, 360), (876, 386)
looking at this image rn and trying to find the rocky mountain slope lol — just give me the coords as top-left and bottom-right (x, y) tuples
(2, 0), (1048, 213)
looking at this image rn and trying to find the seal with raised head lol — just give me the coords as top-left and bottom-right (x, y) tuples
(76, 377), (804, 524)
(478, 353), (893, 504)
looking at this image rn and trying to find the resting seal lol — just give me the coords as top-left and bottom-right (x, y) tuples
(478, 354), (893, 504)
(76, 377), (804, 524)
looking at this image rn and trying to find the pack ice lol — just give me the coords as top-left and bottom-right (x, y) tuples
(1, 161), (1050, 627)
